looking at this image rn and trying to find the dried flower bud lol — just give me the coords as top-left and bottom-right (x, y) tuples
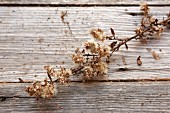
(149, 16), (156, 24)
(152, 26), (164, 38)
(140, 4), (149, 16)
(72, 53), (85, 65)
(97, 46), (111, 57)
(137, 56), (142, 66)
(83, 66), (93, 79)
(55, 67), (72, 84)
(156, 27), (164, 38)
(84, 40), (99, 53)
(152, 51), (160, 60)
(25, 78), (56, 99)
(92, 61), (108, 75)
(44, 65), (56, 77)
(135, 27), (144, 36)
(110, 41), (117, 49)
(90, 28), (106, 41)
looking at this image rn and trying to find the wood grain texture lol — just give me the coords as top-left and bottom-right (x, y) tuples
(1, 82), (170, 113)
(0, 0), (170, 5)
(0, 6), (170, 82)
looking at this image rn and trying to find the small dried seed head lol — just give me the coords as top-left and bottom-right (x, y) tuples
(83, 66), (93, 79)
(92, 61), (108, 75)
(97, 46), (111, 57)
(140, 4), (149, 15)
(44, 66), (56, 77)
(72, 53), (85, 65)
(55, 67), (72, 84)
(25, 78), (56, 99)
(90, 28), (106, 41)
(135, 27), (144, 36)
(84, 40), (99, 53)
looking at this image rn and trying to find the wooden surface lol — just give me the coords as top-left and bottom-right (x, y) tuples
(0, 6), (170, 82)
(1, 82), (170, 113)
(0, 0), (170, 113)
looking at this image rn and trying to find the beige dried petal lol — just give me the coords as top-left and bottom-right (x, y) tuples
(152, 51), (160, 60)
(122, 56), (127, 65)
(149, 16), (155, 23)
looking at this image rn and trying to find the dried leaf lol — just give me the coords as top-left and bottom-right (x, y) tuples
(82, 49), (85, 53)
(75, 48), (80, 53)
(122, 56), (127, 65)
(110, 41), (117, 48)
(167, 12), (170, 18)
(18, 78), (24, 83)
(137, 56), (142, 66)
(110, 28), (115, 37)
(152, 51), (160, 60)
(140, 38), (147, 45)
(61, 11), (67, 24)
(125, 43), (128, 50)
(166, 20), (170, 29)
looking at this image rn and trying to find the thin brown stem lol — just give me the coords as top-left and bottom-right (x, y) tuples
(158, 17), (170, 26)
(47, 73), (53, 83)
(71, 66), (84, 75)
(110, 27), (152, 56)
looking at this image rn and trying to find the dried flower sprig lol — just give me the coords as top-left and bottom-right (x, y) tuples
(71, 3), (169, 80)
(25, 66), (56, 99)
(108, 3), (169, 55)
(25, 78), (56, 100)
(25, 4), (170, 99)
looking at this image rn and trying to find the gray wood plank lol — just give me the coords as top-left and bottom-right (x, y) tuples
(0, 82), (170, 112)
(0, 6), (170, 82)
(0, 0), (170, 5)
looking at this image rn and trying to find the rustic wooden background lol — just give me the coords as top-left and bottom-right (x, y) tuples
(0, 0), (170, 112)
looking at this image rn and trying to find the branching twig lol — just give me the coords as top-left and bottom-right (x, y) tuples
(25, 4), (170, 100)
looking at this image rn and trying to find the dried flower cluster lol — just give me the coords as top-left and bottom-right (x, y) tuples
(25, 78), (56, 100)
(136, 4), (164, 43)
(25, 4), (170, 99)
(44, 65), (72, 84)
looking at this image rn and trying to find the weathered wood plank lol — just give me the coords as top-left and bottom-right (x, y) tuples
(0, 6), (170, 82)
(1, 82), (170, 112)
(0, 0), (170, 5)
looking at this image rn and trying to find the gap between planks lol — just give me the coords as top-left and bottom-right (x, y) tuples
(1, 77), (170, 84)
(0, 3), (170, 7)
(0, 0), (170, 6)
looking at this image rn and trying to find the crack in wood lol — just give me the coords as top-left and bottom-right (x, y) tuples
(1, 78), (170, 84)
(0, 4), (170, 7)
